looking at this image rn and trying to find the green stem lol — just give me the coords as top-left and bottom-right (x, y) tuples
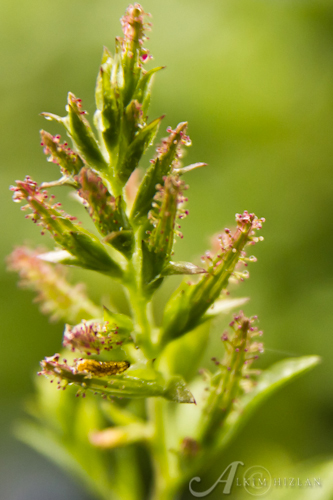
(148, 399), (178, 500)
(124, 226), (155, 358)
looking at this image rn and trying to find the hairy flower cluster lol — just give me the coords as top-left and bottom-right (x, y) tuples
(150, 122), (191, 171)
(40, 130), (83, 177)
(7, 246), (100, 323)
(200, 212), (265, 284)
(63, 319), (130, 355)
(148, 174), (189, 242)
(221, 311), (263, 374)
(10, 176), (78, 235)
(120, 3), (152, 63)
(198, 311), (264, 443)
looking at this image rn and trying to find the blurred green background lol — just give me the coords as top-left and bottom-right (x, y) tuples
(1, 0), (333, 498)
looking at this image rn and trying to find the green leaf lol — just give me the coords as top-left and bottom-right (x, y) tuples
(104, 230), (134, 258)
(161, 261), (207, 276)
(130, 121), (189, 223)
(164, 376), (196, 404)
(15, 422), (110, 498)
(77, 168), (134, 257)
(12, 178), (123, 277)
(103, 306), (134, 334)
(156, 322), (211, 382)
(122, 100), (145, 146)
(133, 66), (165, 116)
(142, 175), (185, 291)
(140, 240), (164, 295)
(116, 115), (163, 184)
(174, 162), (207, 175)
(67, 93), (108, 173)
(15, 381), (114, 500)
(41, 111), (67, 125)
(95, 49), (121, 154)
(67, 231), (123, 277)
(215, 356), (321, 452)
(203, 297), (249, 317)
(41, 356), (195, 403)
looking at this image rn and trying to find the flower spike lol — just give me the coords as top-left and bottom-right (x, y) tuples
(161, 212), (265, 343)
(10, 177), (123, 277)
(198, 311), (263, 444)
(7, 246), (101, 323)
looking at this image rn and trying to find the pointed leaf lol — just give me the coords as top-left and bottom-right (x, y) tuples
(69, 231), (123, 276)
(103, 230), (134, 258)
(204, 297), (250, 316)
(40, 355), (195, 403)
(133, 66), (165, 116)
(41, 112), (67, 125)
(103, 306), (134, 334)
(164, 376), (196, 404)
(67, 93), (108, 173)
(174, 162), (207, 175)
(142, 175), (186, 289)
(77, 168), (134, 257)
(11, 177), (123, 277)
(130, 121), (189, 223)
(37, 249), (76, 264)
(162, 261), (207, 276)
(215, 356), (321, 452)
(95, 50), (121, 154)
(116, 115), (163, 184)
(141, 239), (164, 295)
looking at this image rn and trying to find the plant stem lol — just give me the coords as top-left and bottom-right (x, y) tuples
(148, 399), (178, 500)
(124, 226), (156, 358)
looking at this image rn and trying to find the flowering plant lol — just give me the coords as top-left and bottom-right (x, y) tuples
(9, 5), (319, 499)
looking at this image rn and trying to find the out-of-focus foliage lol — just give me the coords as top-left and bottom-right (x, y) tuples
(1, 0), (333, 499)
